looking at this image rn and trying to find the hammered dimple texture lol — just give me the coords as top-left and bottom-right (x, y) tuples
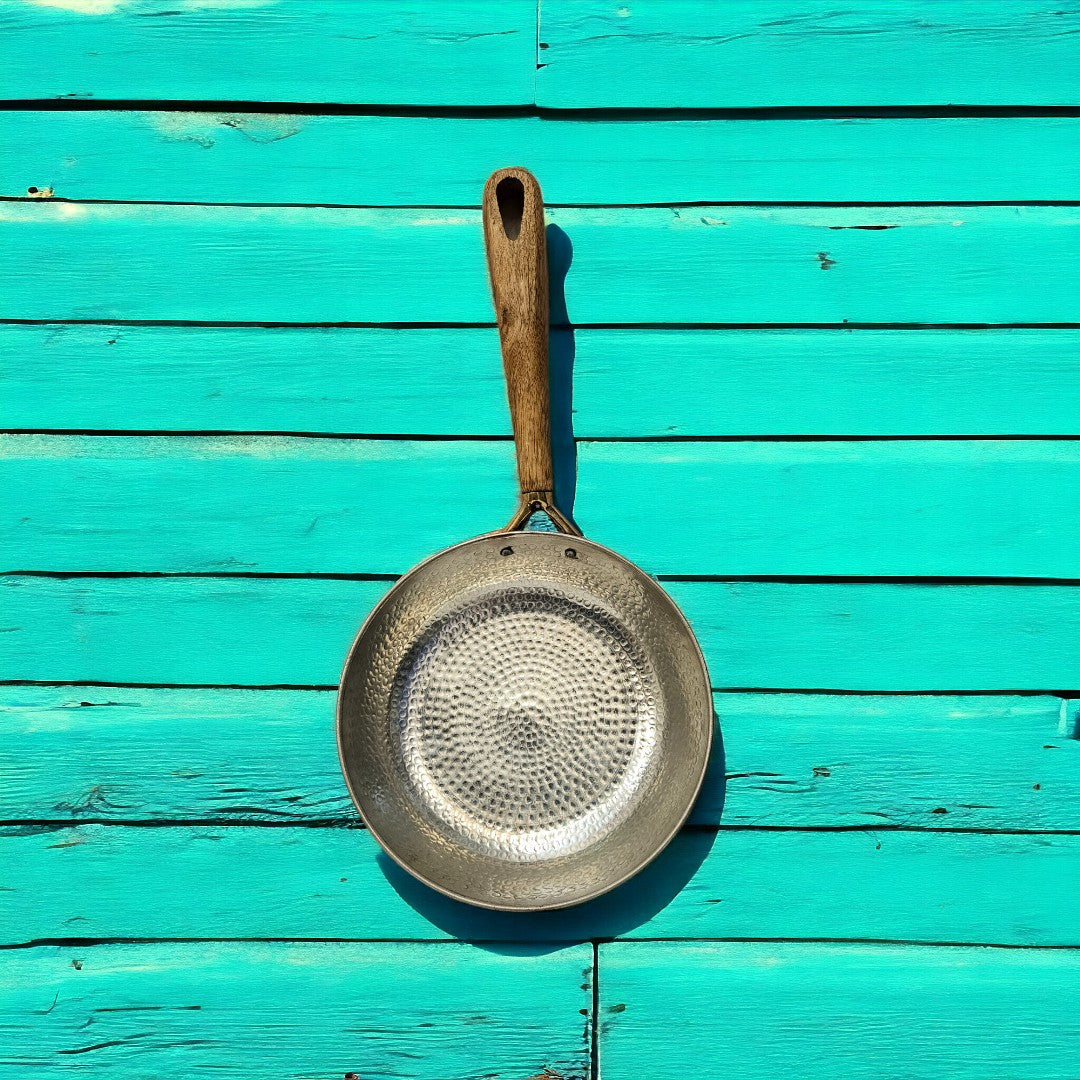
(391, 585), (658, 861)
(337, 531), (713, 911)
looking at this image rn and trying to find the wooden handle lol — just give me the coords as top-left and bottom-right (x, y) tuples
(482, 167), (553, 497)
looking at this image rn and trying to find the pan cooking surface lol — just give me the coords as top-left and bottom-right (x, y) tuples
(391, 584), (660, 861)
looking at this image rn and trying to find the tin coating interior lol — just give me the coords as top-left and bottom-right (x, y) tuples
(337, 530), (713, 911)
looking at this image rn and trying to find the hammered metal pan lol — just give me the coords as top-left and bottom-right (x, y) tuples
(337, 168), (712, 911)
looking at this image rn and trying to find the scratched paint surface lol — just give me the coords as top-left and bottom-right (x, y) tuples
(1, 2), (1077, 1077)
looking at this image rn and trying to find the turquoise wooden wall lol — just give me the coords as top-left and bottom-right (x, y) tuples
(2, 1), (1079, 1076)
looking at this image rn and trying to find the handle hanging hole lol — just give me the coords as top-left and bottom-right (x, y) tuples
(500, 546), (514, 557)
(495, 176), (524, 241)
(564, 548), (577, 559)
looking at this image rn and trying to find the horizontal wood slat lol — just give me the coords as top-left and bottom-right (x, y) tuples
(6, 112), (1080, 204)
(1, 941), (592, 1077)
(3, 826), (1077, 945)
(8, 1), (1080, 110)
(5, 203), (1080, 324)
(537, 1), (1080, 108)
(3, 577), (1079, 690)
(598, 942), (1080, 1080)
(4, 687), (1076, 830)
(4, 435), (1080, 577)
(6, 325), (1080, 437)
(0, 0), (536, 105)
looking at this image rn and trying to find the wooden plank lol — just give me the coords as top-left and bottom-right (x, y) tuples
(4, 576), (1079, 690)
(6, 111), (1080, 204)
(5, 435), (1080, 578)
(4, 687), (1077, 830)
(0, 0), (536, 105)
(4, 202), (1080, 324)
(598, 942), (1080, 1080)
(537, 1), (1080, 108)
(6, 325), (1080, 437)
(1, 941), (592, 1078)
(3, 826), (1077, 945)
(710, 693), (1080, 829)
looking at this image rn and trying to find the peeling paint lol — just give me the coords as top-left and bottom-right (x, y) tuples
(29, 0), (127, 14)
(29, 0), (277, 17)
(144, 111), (304, 148)
(47, 833), (88, 848)
(410, 215), (471, 226)
(1058, 699), (1079, 739)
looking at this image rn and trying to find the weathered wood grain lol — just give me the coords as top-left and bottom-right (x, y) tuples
(5, 435), (1080, 578)
(0, 941), (592, 1078)
(598, 941), (1080, 1080)
(4, 686), (1077, 830)
(3, 826), (1078, 945)
(6, 325), (1080, 437)
(538, 1), (1080, 107)
(482, 167), (555, 497)
(5, 203), (1080, 324)
(3, 576), (1080, 690)
(6, 112), (1080, 204)
(0, 0), (536, 105)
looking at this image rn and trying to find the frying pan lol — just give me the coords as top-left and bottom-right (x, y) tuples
(337, 167), (712, 911)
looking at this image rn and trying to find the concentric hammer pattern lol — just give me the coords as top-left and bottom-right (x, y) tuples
(391, 585), (660, 862)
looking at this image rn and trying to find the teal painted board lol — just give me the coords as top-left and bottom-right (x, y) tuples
(0, 575), (390, 686)
(5, 576), (1080, 689)
(6, 435), (1080, 577)
(4, 826), (1078, 945)
(6, 111), (1080, 204)
(5, 203), (1080, 324)
(4, 687), (1077, 829)
(598, 942), (1080, 1080)
(6, 325), (1080, 436)
(0, 0), (536, 105)
(711, 693), (1079, 829)
(0, 941), (592, 1079)
(0, 324), (521, 435)
(9, 0), (1080, 109)
(538, 1), (1080, 107)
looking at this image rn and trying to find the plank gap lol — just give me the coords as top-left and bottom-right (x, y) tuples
(6, 101), (1080, 120)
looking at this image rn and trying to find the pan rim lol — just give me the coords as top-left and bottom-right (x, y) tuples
(335, 527), (713, 913)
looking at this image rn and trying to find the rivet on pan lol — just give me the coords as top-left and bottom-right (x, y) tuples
(564, 548), (577, 559)
(500, 546), (514, 556)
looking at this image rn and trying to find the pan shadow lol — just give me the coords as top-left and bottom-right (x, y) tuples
(378, 710), (725, 953)
(546, 223), (578, 526)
